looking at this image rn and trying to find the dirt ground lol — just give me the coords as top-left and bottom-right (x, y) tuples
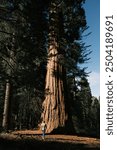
(0, 130), (100, 150)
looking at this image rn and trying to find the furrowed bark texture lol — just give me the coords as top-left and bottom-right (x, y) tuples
(41, 1), (67, 133)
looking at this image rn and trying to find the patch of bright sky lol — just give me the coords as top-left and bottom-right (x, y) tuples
(82, 0), (100, 98)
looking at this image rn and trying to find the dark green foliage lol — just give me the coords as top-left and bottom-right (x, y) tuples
(69, 77), (100, 137)
(0, 0), (99, 136)
(89, 96), (100, 137)
(0, 0), (47, 129)
(76, 77), (92, 129)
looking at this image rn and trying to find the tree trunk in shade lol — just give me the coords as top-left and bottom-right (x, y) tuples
(2, 80), (11, 130)
(2, 34), (15, 130)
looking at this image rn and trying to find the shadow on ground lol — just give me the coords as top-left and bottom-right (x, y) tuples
(0, 135), (99, 150)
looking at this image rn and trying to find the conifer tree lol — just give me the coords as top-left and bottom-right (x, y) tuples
(0, 0), (47, 129)
(41, 0), (88, 133)
(0, 0), (93, 132)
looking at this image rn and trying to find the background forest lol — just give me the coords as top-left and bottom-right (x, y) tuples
(0, 0), (100, 137)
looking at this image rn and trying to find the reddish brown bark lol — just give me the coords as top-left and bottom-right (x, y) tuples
(41, 41), (67, 133)
(41, 1), (68, 133)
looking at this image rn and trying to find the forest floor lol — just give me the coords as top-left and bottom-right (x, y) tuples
(0, 130), (100, 150)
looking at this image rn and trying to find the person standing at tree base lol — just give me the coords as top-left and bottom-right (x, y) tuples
(40, 121), (46, 140)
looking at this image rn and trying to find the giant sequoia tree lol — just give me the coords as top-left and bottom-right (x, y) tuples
(41, 0), (88, 133)
(0, 0), (94, 133)
(41, 1), (67, 133)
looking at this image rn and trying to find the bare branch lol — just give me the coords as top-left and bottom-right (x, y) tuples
(0, 56), (14, 71)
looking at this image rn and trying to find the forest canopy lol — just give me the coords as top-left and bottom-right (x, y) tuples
(0, 0), (100, 137)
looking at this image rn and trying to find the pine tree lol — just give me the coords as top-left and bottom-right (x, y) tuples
(74, 77), (92, 134)
(0, 0), (47, 129)
(90, 96), (100, 137)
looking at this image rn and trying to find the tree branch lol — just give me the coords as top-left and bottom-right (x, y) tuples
(0, 16), (17, 22)
(0, 30), (14, 36)
(0, 56), (14, 71)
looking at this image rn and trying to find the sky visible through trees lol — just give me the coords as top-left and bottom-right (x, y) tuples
(83, 0), (100, 98)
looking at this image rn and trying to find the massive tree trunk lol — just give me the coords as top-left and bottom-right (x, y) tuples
(42, 43), (67, 133)
(41, 1), (67, 133)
